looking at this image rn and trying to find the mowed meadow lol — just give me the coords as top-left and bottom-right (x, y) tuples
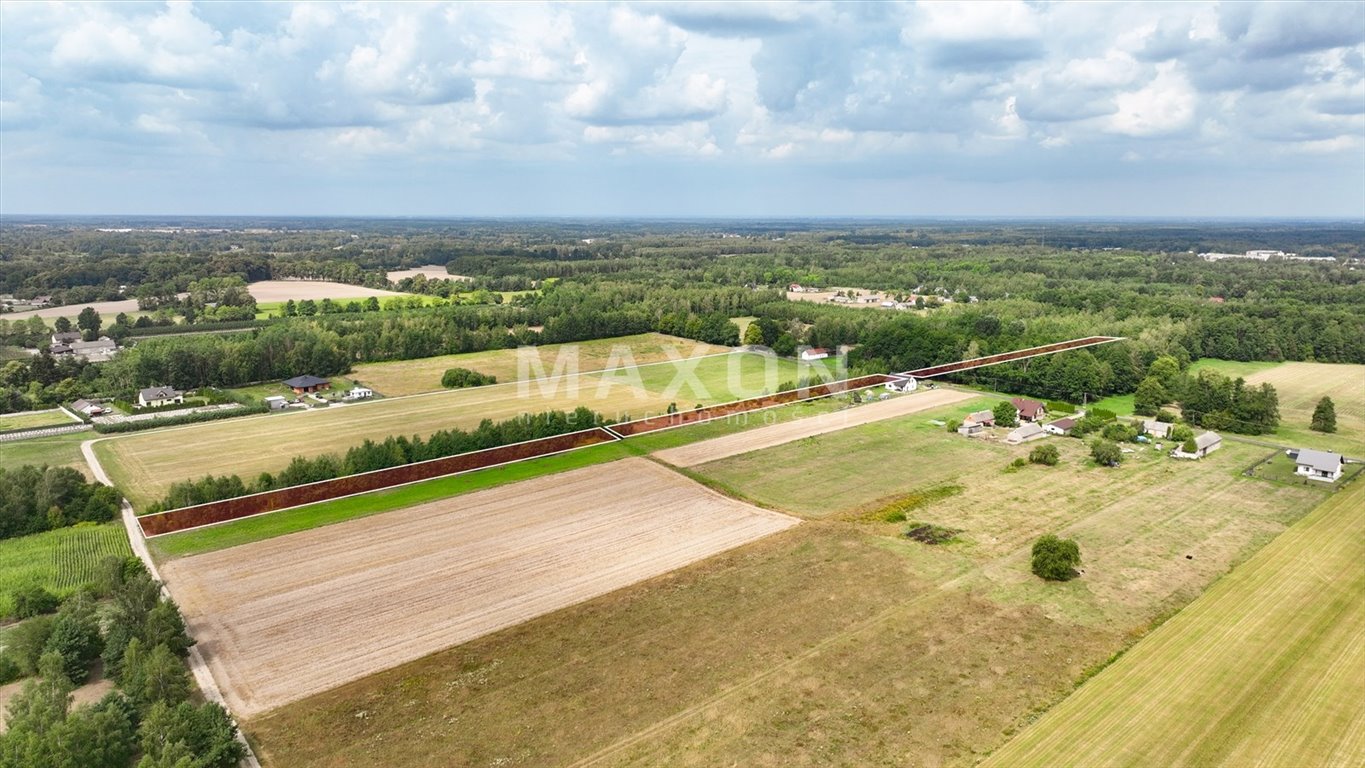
(97, 336), (831, 508)
(247, 397), (1330, 767)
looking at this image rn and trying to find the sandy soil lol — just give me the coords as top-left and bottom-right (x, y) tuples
(2, 298), (143, 321)
(0, 667), (114, 732)
(386, 265), (471, 282)
(162, 458), (797, 718)
(653, 388), (976, 467)
(246, 280), (408, 302)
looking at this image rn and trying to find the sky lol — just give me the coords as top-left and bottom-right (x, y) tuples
(1, 1), (1363, 218)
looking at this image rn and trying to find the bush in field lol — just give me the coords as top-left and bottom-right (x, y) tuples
(1170, 424), (1195, 443)
(945, 419), (961, 433)
(1102, 422), (1140, 443)
(1090, 439), (1123, 467)
(993, 400), (1019, 428)
(1029, 444), (1060, 466)
(441, 367), (497, 389)
(1031, 534), (1081, 581)
(1311, 396), (1336, 433)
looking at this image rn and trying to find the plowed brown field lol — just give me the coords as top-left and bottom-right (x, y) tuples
(162, 458), (797, 718)
(652, 388), (976, 467)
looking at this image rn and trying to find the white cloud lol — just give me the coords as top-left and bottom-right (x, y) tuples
(1107, 62), (1197, 136)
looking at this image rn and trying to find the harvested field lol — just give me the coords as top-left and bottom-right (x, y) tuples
(385, 265), (471, 281)
(162, 458), (796, 718)
(351, 333), (727, 397)
(1236, 361), (1365, 455)
(983, 479), (1365, 768)
(244, 280), (408, 302)
(2, 297), (142, 321)
(653, 387), (975, 466)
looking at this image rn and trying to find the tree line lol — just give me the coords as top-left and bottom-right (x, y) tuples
(0, 466), (121, 541)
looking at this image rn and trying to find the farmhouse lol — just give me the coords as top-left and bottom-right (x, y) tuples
(884, 377), (917, 394)
(346, 386), (374, 400)
(1143, 420), (1174, 439)
(1292, 448), (1344, 482)
(1005, 422), (1047, 444)
(1172, 431), (1222, 459)
(138, 386), (184, 409)
(1044, 417), (1076, 436)
(51, 331), (81, 346)
(284, 374), (331, 394)
(1011, 397), (1047, 422)
(799, 348), (830, 362)
(69, 337), (118, 362)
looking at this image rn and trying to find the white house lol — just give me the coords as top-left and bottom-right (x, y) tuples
(1005, 422), (1047, 444)
(347, 386), (374, 400)
(884, 377), (917, 394)
(1172, 431), (1222, 459)
(1293, 449), (1344, 482)
(137, 386), (183, 409)
(1044, 417), (1076, 436)
(799, 347), (830, 362)
(264, 395), (289, 411)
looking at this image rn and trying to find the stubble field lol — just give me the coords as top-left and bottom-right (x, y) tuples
(247, 399), (1327, 767)
(163, 458), (796, 719)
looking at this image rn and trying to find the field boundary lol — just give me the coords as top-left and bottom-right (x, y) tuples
(135, 337), (1121, 537)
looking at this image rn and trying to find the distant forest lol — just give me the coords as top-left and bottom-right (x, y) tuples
(1, 220), (1362, 414)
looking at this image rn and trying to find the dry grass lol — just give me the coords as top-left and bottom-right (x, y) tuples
(351, 333), (725, 397)
(244, 280), (409, 302)
(245, 402), (1326, 768)
(1238, 361), (1365, 456)
(164, 459), (796, 718)
(982, 479), (1365, 768)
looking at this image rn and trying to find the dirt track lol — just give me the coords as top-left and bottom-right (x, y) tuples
(653, 388), (977, 467)
(162, 458), (797, 719)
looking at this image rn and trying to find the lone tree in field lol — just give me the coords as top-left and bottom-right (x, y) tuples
(1031, 534), (1081, 581)
(993, 400), (1019, 428)
(1311, 396), (1337, 433)
(1089, 439), (1122, 467)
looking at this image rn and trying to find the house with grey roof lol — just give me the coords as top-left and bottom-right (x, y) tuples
(1293, 448), (1344, 482)
(1172, 431), (1222, 459)
(138, 386), (184, 409)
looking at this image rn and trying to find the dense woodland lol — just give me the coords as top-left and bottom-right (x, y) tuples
(1, 220), (1362, 417)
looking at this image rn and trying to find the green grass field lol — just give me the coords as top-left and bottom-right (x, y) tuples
(249, 398), (1326, 767)
(0, 410), (74, 432)
(0, 523), (132, 616)
(0, 431), (92, 477)
(982, 478), (1365, 768)
(150, 396), (845, 560)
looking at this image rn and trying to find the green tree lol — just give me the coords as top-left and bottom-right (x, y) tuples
(11, 584), (59, 618)
(1147, 355), (1182, 391)
(1031, 534), (1081, 581)
(363, 296), (380, 312)
(8, 615), (56, 675)
(43, 593), (104, 683)
(742, 322), (765, 346)
(53, 316), (72, 333)
(1170, 424), (1195, 443)
(1311, 396), (1337, 433)
(1132, 375), (1168, 416)
(298, 299), (317, 316)
(77, 306), (102, 336)
(992, 400), (1019, 428)
(1182, 436), (1199, 454)
(144, 600), (195, 658)
(139, 700), (246, 768)
(1029, 444), (1060, 466)
(122, 640), (191, 713)
(283, 299), (297, 317)
(1089, 439), (1122, 467)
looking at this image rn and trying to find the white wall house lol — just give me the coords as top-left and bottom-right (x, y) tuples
(1293, 449), (1344, 482)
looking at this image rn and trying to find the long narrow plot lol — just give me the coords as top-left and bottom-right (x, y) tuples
(162, 458), (797, 719)
(981, 479), (1365, 768)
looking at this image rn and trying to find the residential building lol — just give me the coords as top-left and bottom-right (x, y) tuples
(1143, 420), (1174, 439)
(1172, 431), (1222, 459)
(799, 348), (830, 362)
(137, 386), (184, 409)
(1292, 449), (1344, 482)
(1044, 417), (1076, 436)
(1005, 422), (1047, 444)
(284, 375), (331, 394)
(1011, 397), (1047, 422)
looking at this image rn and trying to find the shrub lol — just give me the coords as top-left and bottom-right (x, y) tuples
(1029, 444), (1060, 466)
(1170, 424), (1195, 443)
(441, 367), (497, 389)
(1155, 409), (1177, 423)
(1031, 534), (1081, 581)
(1089, 408), (1118, 422)
(1006, 456), (1028, 471)
(11, 585), (60, 619)
(1071, 414), (1109, 436)
(43, 593), (104, 683)
(1182, 437), (1198, 454)
(1090, 439), (1123, 467)
(8, 615), (56, 675)
(1045, 400), (1076, 414)
(0, 655), (20, 684)
(1102, 422), (1140, 443)
(945, 419), (961, 433)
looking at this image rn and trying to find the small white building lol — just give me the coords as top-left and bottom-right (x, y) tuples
(799, 347), (830, 362)
(1293, 449), (1344, 482)
(1005, 422), (1047, 444)
(884, 377), (917, 394)
(347, 386), (374, 400)
(264, 395), (289, 411)
(1172, 431), (1222, 459)
(1143, 420), (1174, 439)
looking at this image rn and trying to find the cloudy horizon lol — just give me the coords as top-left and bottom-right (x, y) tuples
(2, 1), (1363, 218)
